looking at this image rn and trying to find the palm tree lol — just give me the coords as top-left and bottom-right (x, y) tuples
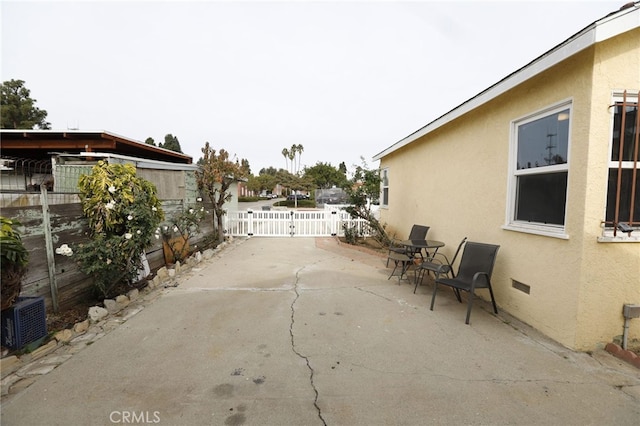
(294, 144), (304, 173)
(288, 144), (296, 174)
(282, 148), (290, 172)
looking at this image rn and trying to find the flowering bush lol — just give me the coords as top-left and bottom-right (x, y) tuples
(75, 161), (164, 298)
(159, 203), (205, 263)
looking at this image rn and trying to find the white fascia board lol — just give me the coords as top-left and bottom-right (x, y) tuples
(595, 4), (640, 42)
(373, 5), (639, 162)
(55, 152), (200, 171)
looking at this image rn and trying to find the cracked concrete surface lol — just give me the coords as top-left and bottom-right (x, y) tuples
(289, 265), (327, 426)
(2, 237), (639, 425)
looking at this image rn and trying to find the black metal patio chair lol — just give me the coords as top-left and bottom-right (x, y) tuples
(430, 241), (500, 324)
(414, 237), (467, 294)
(386, 224), (429, 267)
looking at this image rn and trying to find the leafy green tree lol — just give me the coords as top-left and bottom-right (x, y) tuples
(338, 162), (347, 175)
(304, 162), (348, 189)
(247, 173), (278, 195)
(1, 79), (51, 129)
(259, 166), (279, 176)
(278, 170), (314, 207)
(240, 158), (251, 176)
(145, 137), (156, 146)
(342, 158), (390, 247)
(196, 142), (249, 242)
(159, 133), (183, 153)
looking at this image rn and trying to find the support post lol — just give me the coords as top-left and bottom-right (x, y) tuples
(41, 186), (59, 313)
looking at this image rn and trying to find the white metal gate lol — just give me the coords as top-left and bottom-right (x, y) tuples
(224, 209), (371, 237)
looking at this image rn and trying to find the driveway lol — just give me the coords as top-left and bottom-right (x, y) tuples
(2, 237), (639, 425)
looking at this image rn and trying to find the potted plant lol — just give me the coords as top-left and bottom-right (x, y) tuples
(1, 217), (29, 310)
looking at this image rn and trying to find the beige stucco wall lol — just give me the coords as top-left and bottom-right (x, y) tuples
(576, 28), (640, 350)
(378, 28), (640, 351)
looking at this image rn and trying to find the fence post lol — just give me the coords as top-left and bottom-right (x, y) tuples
(40, 186), (60, 313)
(247, 210), (254, 236)
(330, 210), (338, 236)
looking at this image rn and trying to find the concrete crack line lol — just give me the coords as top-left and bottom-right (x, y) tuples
(289, 266), (327, 426)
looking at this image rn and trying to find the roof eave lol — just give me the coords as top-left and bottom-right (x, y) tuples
(373, 3), (639, 162)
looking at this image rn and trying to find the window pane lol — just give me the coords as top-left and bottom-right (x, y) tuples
(382, 188), (389, 206)
(606, 168), (640, 224)
(611, 104), (639, 162)
(515, 172), (567, 225)
(517, 109), (570, 170)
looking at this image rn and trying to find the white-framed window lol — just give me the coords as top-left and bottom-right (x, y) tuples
(381, 167), (389, 208)
(602, 90), (639, 239)
(505, 101), (572, 238)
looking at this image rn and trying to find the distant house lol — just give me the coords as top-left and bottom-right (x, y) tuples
(0, 129), (241, 211)
(373, 4), (639, 351)
(0, 130), (197, 201)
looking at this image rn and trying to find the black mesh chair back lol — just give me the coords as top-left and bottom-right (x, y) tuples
(454, 242), (499, 288)
(430, 241), (500, 324)
(408, 225), (429, 240)
(387, 224), (430, 267)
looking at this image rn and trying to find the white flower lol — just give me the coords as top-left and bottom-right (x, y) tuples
(189, 208), (194, 214)
(127, 214), (133, 221)
(105, 201), (115, 210)
(108, 186), (116, 193)
(196, 197), (202, 202)
(124, 233), (133, 240)
(200, 207), (204, 212)
(152, 206), (158, 212)
(155, 234), (160, 239)
(136, 230), (142, 235)
(55, 244), (73, 257)
(173, 226), (179, 233)
(106, 258), (112, 265)
(163, 226), (168, 231)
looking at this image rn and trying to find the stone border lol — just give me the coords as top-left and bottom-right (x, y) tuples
(605, 343), (640, 369)
(0, 239), (239, 401)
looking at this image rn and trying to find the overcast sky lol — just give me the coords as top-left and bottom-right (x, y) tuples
(1, 0), (620, 174)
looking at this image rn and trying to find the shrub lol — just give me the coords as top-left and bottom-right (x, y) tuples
(0, 217), (28, 310)
(160, 204), (205, 263)
(74, 161), (164, 298)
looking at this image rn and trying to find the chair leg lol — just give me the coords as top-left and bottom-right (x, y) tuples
(453, 288), (462, 303)
(488, 283), (498, 314)
(430, 282), (439, 310)
(465, 291), (474, 324)
(413, 268), (424, 294)
(388, 261), (398, 280)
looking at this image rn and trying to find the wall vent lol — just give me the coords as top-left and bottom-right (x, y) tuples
(512, 279), (531, 294)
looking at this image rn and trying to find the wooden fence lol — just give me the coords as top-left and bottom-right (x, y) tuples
(1, 189), (214, 312)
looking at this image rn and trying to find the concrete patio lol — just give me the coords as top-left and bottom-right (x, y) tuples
(1, 237), (639, 425)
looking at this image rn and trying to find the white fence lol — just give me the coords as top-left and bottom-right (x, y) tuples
(224, 209), (371, 237)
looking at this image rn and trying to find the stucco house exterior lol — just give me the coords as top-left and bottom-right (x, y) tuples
(373, 3), (639, 351)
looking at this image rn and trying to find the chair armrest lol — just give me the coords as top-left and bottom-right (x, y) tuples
(419, 257), (452, 275)
(471, 272), (490, 289)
